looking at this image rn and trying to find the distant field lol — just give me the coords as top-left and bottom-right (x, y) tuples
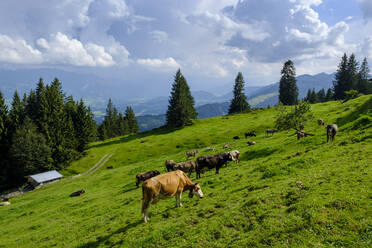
(0, 95), (371, 247)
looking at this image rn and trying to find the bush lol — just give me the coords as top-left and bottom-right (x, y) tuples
(275, 101), (313, 130)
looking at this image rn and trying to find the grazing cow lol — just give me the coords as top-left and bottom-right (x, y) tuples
(233, 136), (240, 140)
(266, 129), (278, 136)
(196, 153), (233, 179)
(186, 150), (199, 159)
(326, 124), (338, 142)
(165, 160), (178, 172)
(141, 170), (204, 223)
(204, 146), (215, 152)
(299, 123), (304, 130)
(173, 161), (197, 177)
(229, 150), (240, 164)
(247, 141), (256, 146)
(318, 118), (325, 126)
(223, 143), (231, 149)
(245, 132), (256, 138)
(0, 201), (10, 206)
(136, 170), (160, 187)
(70, 189), (86, 197)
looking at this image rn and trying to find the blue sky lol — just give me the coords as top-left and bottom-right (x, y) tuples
(0, 0), (371, 97)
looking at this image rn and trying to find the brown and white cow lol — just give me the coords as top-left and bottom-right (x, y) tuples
(196, 152), (233, 179)
(186, 150), (199, 159)
(326, 124), (338, 142)
(141, 170), (204, 223)
(229, 150), (240, 164)
(136, 170), (160, 187)
(318, 118), (325, 126)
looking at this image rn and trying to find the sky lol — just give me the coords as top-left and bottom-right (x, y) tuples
(0, 0), (372, 97)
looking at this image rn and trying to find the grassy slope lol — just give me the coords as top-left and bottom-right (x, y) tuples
(0, 96), (371, 248)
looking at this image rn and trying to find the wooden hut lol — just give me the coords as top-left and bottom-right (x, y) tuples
(27, 170), (63, 188)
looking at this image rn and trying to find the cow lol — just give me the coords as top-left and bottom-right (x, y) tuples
(136, 170), (160, 187)
(318, 118), (325, 126)
(141, 170), (204, 223)
(173, 161), (197, 177)
(165, 160), (178, 172)
(204, 146), (215, 152)
(229, 150), (240, 164)
(196, 152), (233, 179)
(245, 132), (256, 138)
(70, 189), (86, 197)
(299, 123), (304, 130)
(233, 136), (240, 140)
(186, 150), (199, 159)
(266, 129), (278, 136)
(326, 124), (338, 142)
(247, 141), (256, 146)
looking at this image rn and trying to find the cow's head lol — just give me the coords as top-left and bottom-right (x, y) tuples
(154, 170), (160, 175)
(189, 182), (204, 198)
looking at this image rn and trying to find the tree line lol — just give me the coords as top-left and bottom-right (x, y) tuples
(0, 78), (138, 190)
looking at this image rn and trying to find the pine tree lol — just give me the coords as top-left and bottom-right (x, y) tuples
(305, 89), (312, 102)
(346, 54), (359, 91)
(0, 91), (8, 188)
(325, 88), (333, 101)
(308, 89), (318, 103)
(333, 54), (349, 99)
(228, 72), (250, 114)
(74, 100), (92, 152)
(8, 91), (25, 139)
(356, 57), (372, 94)
(9, 118), (52, 184)
(125, 106), (139, 134)
(87, 107), (98, 142)
(0, 91), (7, 142)
(166, 69), (197, 127)
(35, 78), (50, 141)
(279, 60), (298, 105)
(317, 89), (326, 103)
(25, 89), (37, 120)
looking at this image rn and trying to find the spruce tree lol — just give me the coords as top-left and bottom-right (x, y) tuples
(279, 60), (298, 105)
(325, 88), (333, 101)
(333, 53), (349, 99)
(125, 106), (139, 134)
(228, 72), (250, 114)
(8, 91), (25, 139)
(305, 89), (312, 102)
(166, 69), (197, 127)
(0, 91), (7, 142)
(9, 118), (52, 184)
(317, 89), (326, 103)
(346, 54), (359, 91)
(0, 91), (8, 188)
(356, 57), (372, 94)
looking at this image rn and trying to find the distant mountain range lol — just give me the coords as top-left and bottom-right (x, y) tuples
(0, 68), (335, 131)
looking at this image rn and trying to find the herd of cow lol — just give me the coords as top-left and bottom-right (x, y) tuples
(137, 118), (338, 223)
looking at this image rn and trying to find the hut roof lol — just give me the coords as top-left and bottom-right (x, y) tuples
(29, 170), (63, 184)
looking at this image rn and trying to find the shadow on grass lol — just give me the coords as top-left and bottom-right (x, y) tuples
(336, 95), (372, 127)
(78, 220), (143, 248)
(241, 147), (278, 161)
(88, 126), (182, 150)
(122, 182), (138, 194)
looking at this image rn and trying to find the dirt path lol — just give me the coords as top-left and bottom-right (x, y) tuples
(81, 153), (114, 176)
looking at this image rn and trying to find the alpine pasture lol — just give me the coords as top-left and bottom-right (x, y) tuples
(0, 95), (371, 247)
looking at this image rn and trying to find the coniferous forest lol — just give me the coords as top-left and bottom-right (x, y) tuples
(0, 78), (138, 190)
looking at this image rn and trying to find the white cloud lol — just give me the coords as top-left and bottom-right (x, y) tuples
(137, 57), (180, 71)
(0, 34), (42, 64)
(149, 30), (168, 43)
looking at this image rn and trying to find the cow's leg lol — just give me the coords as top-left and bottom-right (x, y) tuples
(142, 199), (151, 223)
(136, 178), (139, 187)
(175, 192), (183, 207)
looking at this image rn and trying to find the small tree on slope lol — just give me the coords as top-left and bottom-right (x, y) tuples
(228, 72), (250, 114)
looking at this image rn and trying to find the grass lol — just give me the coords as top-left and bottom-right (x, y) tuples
(0, 95), (371, 247)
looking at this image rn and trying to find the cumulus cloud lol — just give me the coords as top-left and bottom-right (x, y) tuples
(0, 34), (42, 64)
(137, 57), (180, 71)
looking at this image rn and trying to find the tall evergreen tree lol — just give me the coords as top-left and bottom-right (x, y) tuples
(35, 78), (50, 141)
(333, 53), (349, 99)
(228, 72), (250, 114)
(166, 69), (197, 127)
(0, 91), (8, 188)
(9, 118), (52, 185)
(0, 91), (7, 142)
(309, 89), (318, 104)
(8, 91), (25, 139)
(279, 60), (298, 105)
(317, 89), (326, 103)
(305, 89), (312, 102)
(356, 57), (372, 94)
(325, 88), (334, 101)
(125, 106), (139, 134)
(346, 54), (359, 90)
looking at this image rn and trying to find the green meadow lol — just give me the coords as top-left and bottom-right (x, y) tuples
(0, 95), (371, 247)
